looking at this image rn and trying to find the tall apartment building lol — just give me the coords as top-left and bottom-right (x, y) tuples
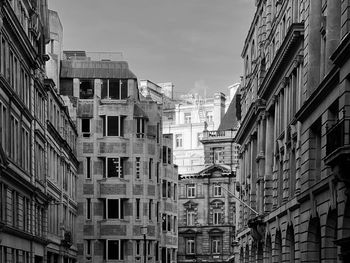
(177, 95), (240, 263)
(58, 52), (178, 263)
(0, 1), (52, 262)
(235, 0), (350, 262)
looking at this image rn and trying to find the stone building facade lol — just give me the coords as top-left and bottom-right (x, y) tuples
(177, 96), (240, 263)
(235, 0), (350, 262)
(59, 52), (178, 263)
(0, 0), (54, 262)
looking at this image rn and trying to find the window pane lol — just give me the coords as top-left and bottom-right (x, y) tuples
(80, 79), (94, 99)
(108, 240), (119, 260)
(120, 79), (128, 99)
(101, 79), (108, 99)
(109, 79), (120, 99)
(108, 158), (120, 178)
(107, 116), (119, 136)
(108, 199), (119, 219)
(82, 119), (90, 133)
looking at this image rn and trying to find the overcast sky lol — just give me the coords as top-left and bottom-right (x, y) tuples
(49, 0), (255, 98)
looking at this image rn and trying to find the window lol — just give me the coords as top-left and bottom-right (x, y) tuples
(213, 210), (222, 225)
(136, 198), (140, 219)
(81, 118), (90, 137)
(106, 157), (124, 178)
(187, 210), (195, 226)
(149, 158), (153, 180)
(214, 147), (224, 164)
(186, 238), (195, 254)
(168, 182), (172, 198)
(211, 236), (221, 254)
(173, 184), (177, 200)
(187, 184), (196, 198)
(136, 240), (141, 255)
(149, 199), (153, 221)
(86, 240), (92, 256)
(155, 242), (159, 261)
(86, 198), (91, 220)
(107, 199), (124, 219)
(162, 146), (167, 164)
(79, 79), (94, 99)
(167, 148), (171, 164)
(0, 102), (7, 153)
(167, 215), (171, 231)
(206, 111), (213, 123)
(162, 213), (167, 231)
(136, 118), (145, 138)
(175, 134), (183, 148)
(107, 240), (124, 260)
(213, 184), (222, 197)
(162, 180), (167, 198)
(86, 157), (91, 179)
(184, 113), (191, 123)
(101, 79), (128, 100)
(136, 157), (140, 179)
(156, 162), (160, 183)
(103, 116), (125, 136)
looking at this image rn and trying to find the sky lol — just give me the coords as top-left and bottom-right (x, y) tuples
(49, 0), (256, 98)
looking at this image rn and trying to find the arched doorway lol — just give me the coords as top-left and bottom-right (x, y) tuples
(274, 230), (282, 262)
(324, 209), (337, 262)
(286, 225), (295, 262)
(244, 244), (250, 263)
(306, 217), (321, 263)
(240, 247), (244, 263)
(264, 235), (272, 263)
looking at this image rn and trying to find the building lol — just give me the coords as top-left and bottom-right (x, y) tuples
(45, 11), (79, 263)
(177, 95), (240, 263)
(0, 1), (51, 263)
(163, 92), (226, 175)
(235, 0), (350, 262)
(58, 52), (178, 263)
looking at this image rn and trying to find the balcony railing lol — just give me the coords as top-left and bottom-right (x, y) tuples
(326, 118), (350, 157)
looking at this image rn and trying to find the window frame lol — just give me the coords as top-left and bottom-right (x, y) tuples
(187, 184), (196, 198)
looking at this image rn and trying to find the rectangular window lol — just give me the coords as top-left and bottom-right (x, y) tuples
(206, 111), (213, 122)
(149, 199), (153, 221)
(149, 158), (153, 180)
(213, 147), (224, 164)
(168, 182), (171, 198)
(167, 148), (171, 164)
(162, 213), (167, 231)
(107, 199), (124, 219)
(136, 198), (140, 219)
(175, 134), (183, 148)
(156, 162), (160, 183)
(136, 118), (145, 138)
(167, 215), (171, 231)
(101, 79), (128, 100)
(86, 198), (91, 220)
(213, 184), (222, 197)
(186, 238), (195, 254)
(86, 157), (91, 179)
(187, 211), (195, 226)
(213, 210), (222, 225)
(173, 184), (177, 200)
(187, 184), (196, 198)
(106, 157), (124, 178)
(156, 202), (159, 222)
(136, 240), (141, 255)
(86, 240), (92, 256)
(211, 237), (221, 254)
(81, 118), (90, 137)
(148, 241), (152, 256)
(184, 113), (191, 123)
(104, 116), (124, 137)
(162, 146), (167, 164)
(79, 79), (94, 99)
(136, 157), (140, 179)
(155, 242), (159, 261)
(107, 240), (124, 260)
(162, 180), (167, 198)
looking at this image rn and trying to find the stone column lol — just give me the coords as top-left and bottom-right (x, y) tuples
(326, 0), (341, 73)
(264, 112), (274, 213)
(307, 0), (322, 97)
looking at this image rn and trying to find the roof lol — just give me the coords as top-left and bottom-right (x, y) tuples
(60, 60), (137, 79)
(218, 93), (239, 131)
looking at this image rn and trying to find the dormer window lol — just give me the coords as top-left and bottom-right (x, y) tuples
(101, 79), (128, 99)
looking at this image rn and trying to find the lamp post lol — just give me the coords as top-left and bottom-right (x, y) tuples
(141, 226), (147, 263)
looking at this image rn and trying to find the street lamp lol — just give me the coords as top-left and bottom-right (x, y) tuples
(141, 226), (148, 263)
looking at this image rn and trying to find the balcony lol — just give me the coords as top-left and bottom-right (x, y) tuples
(325, 118), (350, 170)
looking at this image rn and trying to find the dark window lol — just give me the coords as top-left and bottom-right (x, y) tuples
(108, 199), (119, 219)
(162, 213), (167, 231)
(120, 79), (128, 98)
(82, 119), (90, 137)
(167, 148), (171, 164)
(109, 79), (119, 99)
(107, 116), (119, 136)
(86, 198), (91, 219)
(162, 146), (167, 164)
(149, 158), (153, 180)
(136, 198), (140, 219)
(101, 79), (128, 100)
(107, 158), (123, 178)
(107, 240), (124, 260)
(86, 157), (91, 179)
(149, 199), (153, 220)
(162, 180), (167, 198)
(136, 118), (145, 138)
(80, 79), (94, 99)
